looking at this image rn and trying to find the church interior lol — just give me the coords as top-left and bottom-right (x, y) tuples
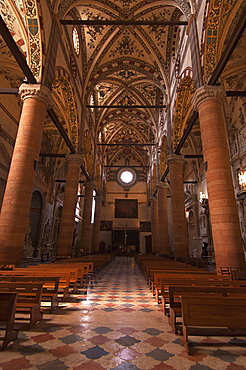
(0, 0), (246, 368)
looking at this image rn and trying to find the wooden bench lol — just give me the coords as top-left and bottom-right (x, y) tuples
(161, 278), (246, 315)
(0, 282), (43, 328)
(152, 269), (216, 296)
(0, 292), (19, 350)
(180, 295), (246, 354)
(1, 270), (71, 300)
(0, 276), (59, 313)
(49, 262), (93, 288)
(18, 266), (79, 292)
(168, 285), (246, 334)
(156, 273), (230, 303)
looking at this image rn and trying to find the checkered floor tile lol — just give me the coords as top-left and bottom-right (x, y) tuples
(0, 257), (246, 370)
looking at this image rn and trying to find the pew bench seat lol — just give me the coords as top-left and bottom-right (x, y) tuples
(0, 282), (44, 328)
(180, 295), (246, 354)
(0, 292), (19, 350)
(167, 285), (246, 334)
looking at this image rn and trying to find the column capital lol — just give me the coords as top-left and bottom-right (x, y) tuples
(19, 84), (52, 109)
(150, 196), (157, 202)
(65, 153), (83, 165)
(156, 181), (169, 189)
(84, 181), (95, 189)
(166, 154), (185, 165)
(192, 85), (226, 111)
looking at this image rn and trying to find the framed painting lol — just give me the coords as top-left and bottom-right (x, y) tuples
(100, 220), (113, 231)
(115, 199), (138, 218)
(140, 221), (151, 232)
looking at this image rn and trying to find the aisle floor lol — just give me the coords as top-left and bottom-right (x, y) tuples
(0, 257), (246, 370)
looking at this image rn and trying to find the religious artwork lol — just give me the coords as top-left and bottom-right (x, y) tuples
(115, 199), (138, 218)
(109, 31), (144, 58)
(140, 222), (151, 232)
(100, 221), (113, 231)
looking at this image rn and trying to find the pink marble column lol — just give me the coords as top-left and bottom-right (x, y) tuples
(0, 84), (51, 266)
(81, 182), (94, 253)
(157, 182), (170, 256)
(57, 154), (83, 257)
(167, 154), (189, 260)
(193, 85), (246, 271)
(92, 195), (103, 253)
(150, 196), (159, 254)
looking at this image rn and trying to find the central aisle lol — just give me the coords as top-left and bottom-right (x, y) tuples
(0, 256), (246, 370)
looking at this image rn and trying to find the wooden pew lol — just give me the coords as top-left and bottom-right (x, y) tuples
(180, 295), (246, 354)
(151, 269), (216, 296)
(0, 276), (59, 313)
(18, 266), (79, 292)
(156, 273), (230, 303)
(161, 278), (246, 315)
(167, 284), (246, 334)
(0, 292), (19, 350)
(0, 282), (43, 328)
(47, 262), (93, 288)
(0, 270), (70, 301)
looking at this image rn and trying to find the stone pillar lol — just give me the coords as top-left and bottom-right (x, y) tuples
(193, 85), (246, 271)
(157, 182), (170, 256)
(167, 154), (189, 260)
(150, 196), (159, 254)
(92, 195), (103, 253)
(81, 182), (94, 253)
(190, 194), (203, 258)
(0, 84), (51, 266)
(57, 154), (83, 257)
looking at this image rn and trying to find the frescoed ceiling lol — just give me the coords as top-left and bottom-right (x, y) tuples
(62, 0), (186, 172)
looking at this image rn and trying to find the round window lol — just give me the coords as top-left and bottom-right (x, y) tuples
(117, 168), (137, 188)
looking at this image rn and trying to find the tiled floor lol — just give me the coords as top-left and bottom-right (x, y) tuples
(1, 256), (246, 369)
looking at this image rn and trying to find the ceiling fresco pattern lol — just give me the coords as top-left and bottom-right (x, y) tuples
(61, 0), (185, 176)
(0, 0), (244, 190)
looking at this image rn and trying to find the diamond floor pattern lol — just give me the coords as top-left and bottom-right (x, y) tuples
(0, 256), (246, 369)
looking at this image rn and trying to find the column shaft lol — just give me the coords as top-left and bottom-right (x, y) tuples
(92, 195), (103, 252)
(57, 154), (82, 257)
(167, 155), (189, 260)
(193, 85), (245, 270)
(150, 197), (159, 253)
(157, 183), (169, 256)
(81, 183), (94, 252)
(0, 84), (51, 266)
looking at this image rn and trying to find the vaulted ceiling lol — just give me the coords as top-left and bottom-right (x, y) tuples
(62, 0), (188, 174)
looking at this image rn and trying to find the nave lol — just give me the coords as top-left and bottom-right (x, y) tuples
(0, 257), (246, 370)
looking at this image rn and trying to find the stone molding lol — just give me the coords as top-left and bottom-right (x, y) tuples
(65, 153), (83, 165)
(166, 154), (185, 165)
(192, 85), (226, 111)
(84, 181), (95, 189)
(156, 181), (169, 189)
(19, 84), (52, 109)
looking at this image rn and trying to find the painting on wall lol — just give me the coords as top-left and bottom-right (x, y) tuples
(140, 221), (151, 232)
(100, 220), (113, 231)
(115, 199), (138, 218)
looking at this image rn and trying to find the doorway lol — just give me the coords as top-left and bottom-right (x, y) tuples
(112, 229), (139, 254)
